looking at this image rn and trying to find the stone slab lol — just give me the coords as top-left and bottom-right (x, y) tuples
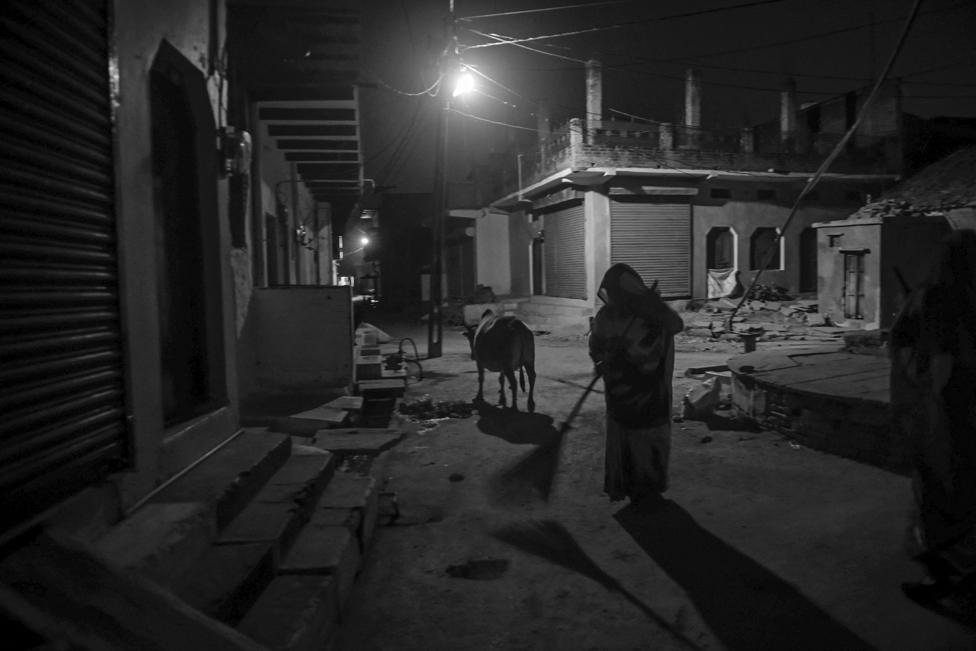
(0, 532), (266, 651)
(265, 453), (336, 492)
(175, 542), (275, 624)
(288, 405), (350, 424)
(218, 454), (336, 547)
(279, 525), (361, 605)
(323, 396), (364, 411)
(216, 501), (300, 548)
(271, 415), (348, 436)
(318, 474), (376, 511)
(93, 502), (215, 591)
(312, 431), (404, 456)
(237, 575), (340, 651)
(310, 507), (362, 533)
(149, 430), (291, 530)
(319, 474), (379, 551)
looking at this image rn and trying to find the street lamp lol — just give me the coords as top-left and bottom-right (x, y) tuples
(427, 8), (469, 359)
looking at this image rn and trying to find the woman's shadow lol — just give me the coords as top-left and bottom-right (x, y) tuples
(615, 499), (874, 651)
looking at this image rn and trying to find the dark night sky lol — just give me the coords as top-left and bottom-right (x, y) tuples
(357, 0), (976, 194)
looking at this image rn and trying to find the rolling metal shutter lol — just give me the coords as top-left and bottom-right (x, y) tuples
(542, 202), (586, 300)
(0, 1), (129, 532)
(611, 198), (691, 298)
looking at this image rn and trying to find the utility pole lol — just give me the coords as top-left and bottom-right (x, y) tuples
(426, 1), (457, 359)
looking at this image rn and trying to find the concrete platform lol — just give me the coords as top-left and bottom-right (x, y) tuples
(728, 346), (905, 473)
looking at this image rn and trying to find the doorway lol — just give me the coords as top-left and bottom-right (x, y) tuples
(150, 46), (225, 426)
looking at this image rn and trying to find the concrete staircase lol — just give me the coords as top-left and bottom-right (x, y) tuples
(66, 401), (402, 650)
(516, 298), (594, 336)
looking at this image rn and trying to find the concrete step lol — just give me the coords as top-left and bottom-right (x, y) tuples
(318, 473), (380, 552)
(310, 427), (405, 457)
(174, 541), (276, 625)
(0, 531), (266, 651)
(149, 429), (292, 530)
(516, 301), (593, 319)
(234, 469), (383, 651)
(236, 575), (341, 651)
(172, 452), (336, 624)
(216, 452), (336, 550)
(92, 501), (216, 592)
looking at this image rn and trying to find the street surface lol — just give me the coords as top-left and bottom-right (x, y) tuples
(334, 315), (974, 650)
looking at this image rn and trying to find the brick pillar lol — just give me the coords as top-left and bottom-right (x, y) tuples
(780, 78), (797, 152)
(684, 68), (701, 149)
(659, 122), (674, 150)
(569, 117), (583, 165)
(585, 59), (602, 145)
(537, 99), (551, 164)
(740, 127), (755, 153)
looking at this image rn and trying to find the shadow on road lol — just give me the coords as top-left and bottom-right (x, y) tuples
(476, 401), (563, 505)
(615, 499), (874, 651)
(475, 401), (556, 445)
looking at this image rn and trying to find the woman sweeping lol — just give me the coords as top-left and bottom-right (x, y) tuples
(589, 263), (684, 505)
(890, 229), (976, 607)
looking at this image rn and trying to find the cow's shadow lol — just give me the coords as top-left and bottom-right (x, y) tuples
(475, 399), (563, 505)
(474, 399), (556, 446)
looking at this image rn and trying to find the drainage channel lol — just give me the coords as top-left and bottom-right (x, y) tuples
(360, 396), (397, 428)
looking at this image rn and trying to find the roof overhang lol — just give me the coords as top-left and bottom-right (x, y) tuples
(491, 166), (900, 211)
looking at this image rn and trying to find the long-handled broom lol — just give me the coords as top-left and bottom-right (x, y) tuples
(488, 305), (642, 504)
(492, 518), (703, 650)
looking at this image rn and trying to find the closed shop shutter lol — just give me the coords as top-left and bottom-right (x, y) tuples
(611, 198), (691, 298)
(0, 1), (129, 532)
(542, 202), (586, 299)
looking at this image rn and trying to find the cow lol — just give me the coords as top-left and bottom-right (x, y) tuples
(463, 310), (536, 412)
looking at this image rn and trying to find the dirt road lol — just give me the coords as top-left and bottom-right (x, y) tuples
(333, 318), (973, 650)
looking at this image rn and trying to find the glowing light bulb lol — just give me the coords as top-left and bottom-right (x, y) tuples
(453, 71), (474, 97)
(360, 236), (370, 246)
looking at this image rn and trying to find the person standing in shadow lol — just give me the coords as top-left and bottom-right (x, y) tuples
(589, 263), (683, 506)
(890, 229), (976, 609)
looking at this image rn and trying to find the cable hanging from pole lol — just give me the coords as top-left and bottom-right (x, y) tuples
(724, 0), (925, 333)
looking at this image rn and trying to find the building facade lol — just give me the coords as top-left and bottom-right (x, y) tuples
(467, 71), (902, 328)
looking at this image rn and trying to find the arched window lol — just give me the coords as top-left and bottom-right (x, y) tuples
(750, 227), (781, 270)
(706, 227), (734, 269)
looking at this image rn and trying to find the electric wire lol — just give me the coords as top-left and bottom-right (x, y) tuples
(725, 0), (926, 330)
(462, 0), (793, 50)
(459, 0), (639, 22)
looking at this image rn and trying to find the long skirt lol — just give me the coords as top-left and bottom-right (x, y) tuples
(604, 417), (670, 502)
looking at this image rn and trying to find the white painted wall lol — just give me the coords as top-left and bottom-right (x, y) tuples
(248, 287), (354, 392)
(476, 212), (512, 296)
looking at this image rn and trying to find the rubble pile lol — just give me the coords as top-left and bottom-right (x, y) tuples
(848, 198), (941, 220)
(745, 283), (792, 301)
(681, 295), (839, 344)
(885, 145), (976, 210)
(398, 396), (476, 420)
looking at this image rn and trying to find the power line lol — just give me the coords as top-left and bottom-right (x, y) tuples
(727, 0), (926, 328)
(465, 28), (588, 63)
(459, 0), (639, 22)
(462, 0), (792, 50)
(654, 0), (969, 63)
(449, 107), (540, 132)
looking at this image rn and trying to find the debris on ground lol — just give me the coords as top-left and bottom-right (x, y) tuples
(398, 396), (476, 420)
(746, 283), (792, 302)
(682, 377), (722, 420)
(338, 454), (374, 475)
